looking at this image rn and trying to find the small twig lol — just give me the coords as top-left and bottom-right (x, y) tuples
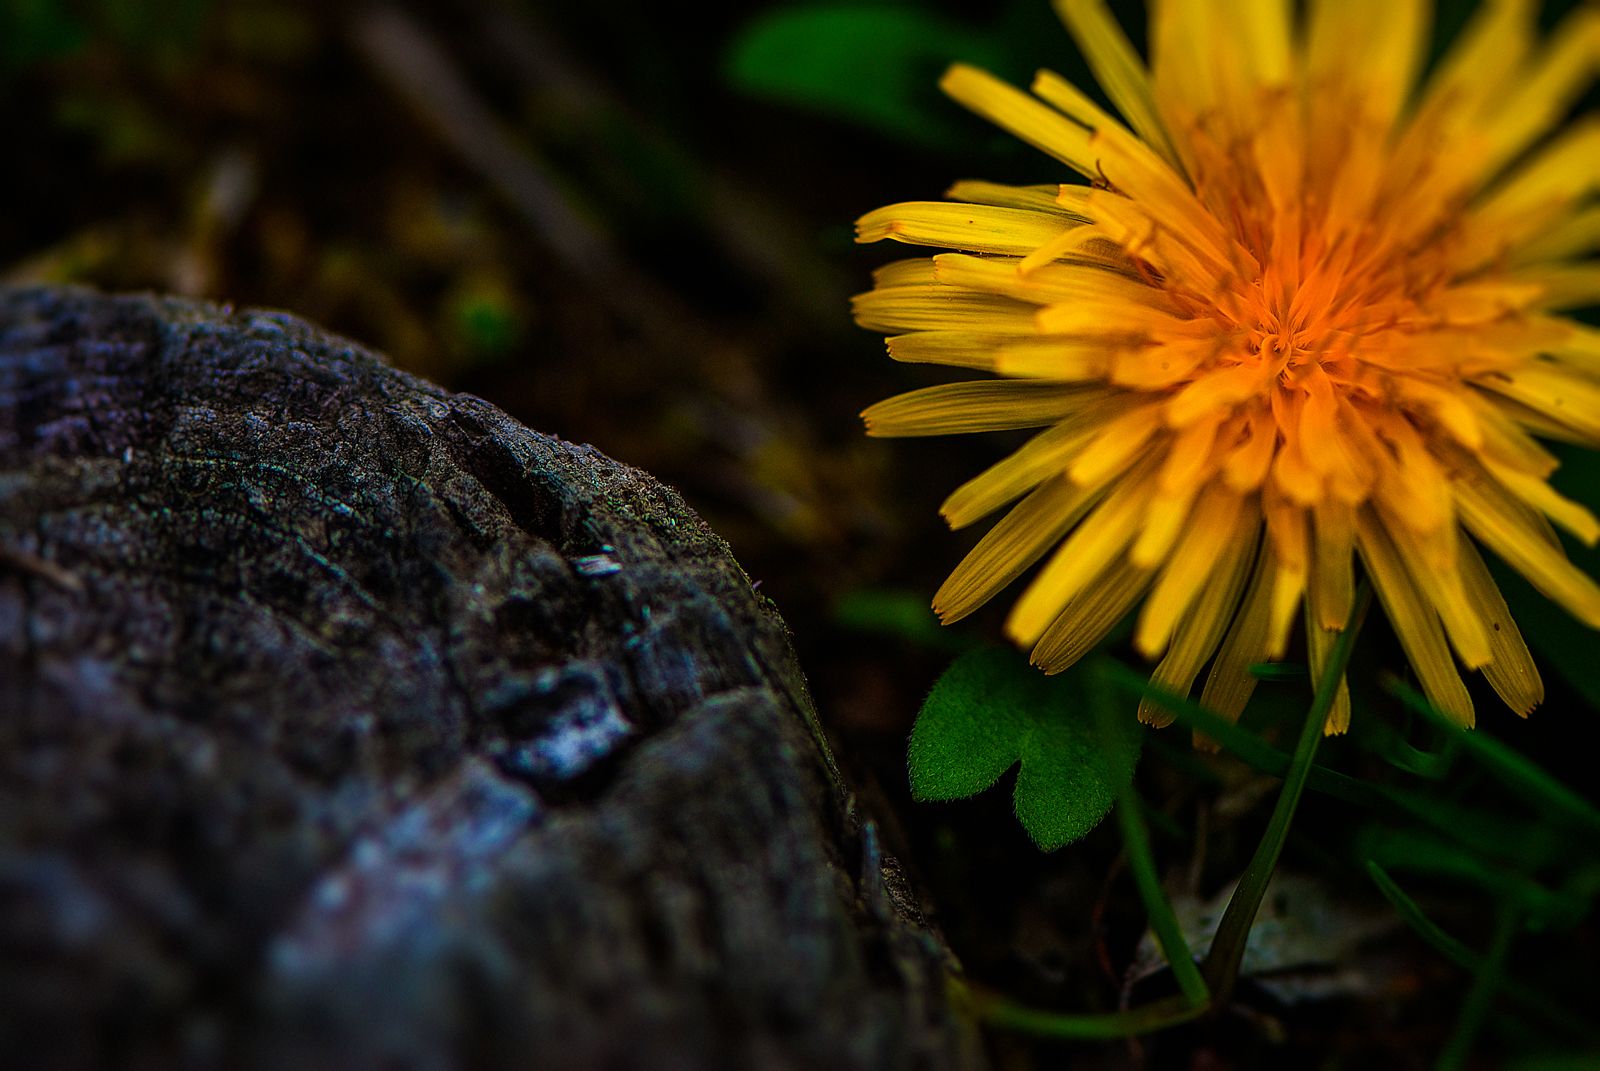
(351, 6), (618, 281)
(0, 544), (83, 593)
(349, 6), (751, 366)
(476, 1), (846, 328)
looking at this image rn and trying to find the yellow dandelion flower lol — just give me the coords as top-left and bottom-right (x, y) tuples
(856, 0), (1600, 733)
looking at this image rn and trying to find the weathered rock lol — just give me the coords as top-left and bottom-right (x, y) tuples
(0, 287), (982, 1071)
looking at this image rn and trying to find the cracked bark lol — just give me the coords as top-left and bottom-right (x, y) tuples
(0, 287), (984, 1071)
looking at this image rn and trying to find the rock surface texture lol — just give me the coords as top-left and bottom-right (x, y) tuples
(0, 288), (980, 1071)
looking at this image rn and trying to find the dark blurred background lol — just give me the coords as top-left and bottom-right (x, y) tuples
(0, 0), (1100, 902)
(5, 1), (1599, 1066)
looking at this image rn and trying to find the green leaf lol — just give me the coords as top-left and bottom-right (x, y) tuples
(908, 646), (1141, 851)
(724, 6), (1005, 148)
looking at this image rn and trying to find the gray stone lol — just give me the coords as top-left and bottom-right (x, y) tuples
(0, 288), (982, 1071)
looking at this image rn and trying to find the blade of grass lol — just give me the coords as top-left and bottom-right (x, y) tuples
(1248, 662), (1307, 680)
(1366, 832), (1585, 927)
(1108, 666), (1537, 866)
(1354, 713), (1458, 779)
(1366, 858), (1478, 964)
(1200, 582), (1371, 999)
(1365, 792), (1568, 873)
(1436, 900), (1520, 1071)
(1089, 665), (1208, 1007)
(1100, 662), (1392, 811)
(1367, 861), (1593, 1041)
(1382, 675), (1600, 834)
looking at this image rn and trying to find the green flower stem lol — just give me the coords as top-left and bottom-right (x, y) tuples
(1199, 581), (1372, 1000)
(1436, 900), (1521, 1071)
(1111, 677), (1563, 880)
(1114, 791), (1209, 1006)
(950, 979), (1208, 1039)
(960, 583), (1370, 1038)
(1090, 666), (1209, 1007)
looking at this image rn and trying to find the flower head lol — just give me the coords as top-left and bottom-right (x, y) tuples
(856, 0), (1600, 732)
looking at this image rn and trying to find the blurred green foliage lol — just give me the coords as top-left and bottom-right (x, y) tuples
(833, 587), (968, 650)
(0, 0), (85, 72)
(0, 0), (209, 73)
(726, 6), (1004, 147)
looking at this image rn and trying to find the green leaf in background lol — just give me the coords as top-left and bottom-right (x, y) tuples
(725, 6), (1005, 148)
(908, 646), (1141, 851)
(0, 0), (213, 76)
(833, 588), (969, 651)
(1247, 662), (1308, 681)
(87, 0), (208, 57)
(0, 0), (86, 73)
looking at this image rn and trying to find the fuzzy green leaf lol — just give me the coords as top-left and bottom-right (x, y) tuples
(908, 647), (1141, 851)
